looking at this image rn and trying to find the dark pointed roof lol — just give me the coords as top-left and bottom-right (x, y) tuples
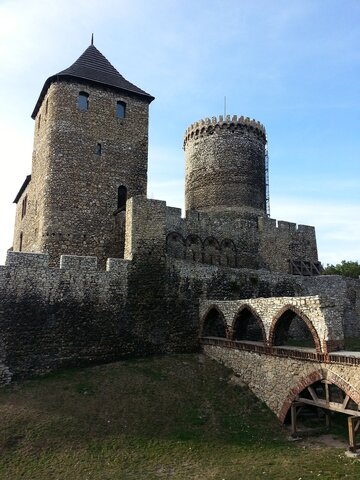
(32, 44), (154, 119)
(13, 175), (31, 204)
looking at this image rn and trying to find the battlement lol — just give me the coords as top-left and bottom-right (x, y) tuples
(184, 114), (266, 147)
(6, 251), (49, 268)
(258, 217), (316, 234)
(4, 251), (131, 273)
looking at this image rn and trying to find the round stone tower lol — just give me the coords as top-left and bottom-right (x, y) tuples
(184, 115), (267, 220)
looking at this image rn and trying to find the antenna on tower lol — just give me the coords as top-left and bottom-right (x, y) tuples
(224, 96), (227, 117)
(91, 33), (94, 46)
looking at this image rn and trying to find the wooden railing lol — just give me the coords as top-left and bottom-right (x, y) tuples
(200, 337), (360, 366)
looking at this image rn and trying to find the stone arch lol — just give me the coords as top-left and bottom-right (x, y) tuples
(185, 234), (202, 262)
(232, 305), (266, 343)
(166, 232), (185, 259)
(220, 239), (237, 267)
(200, 305), (227, 338)
(269, 305), (322, 353)
(278, 369), (360, 423)
(203, 236), (220, 266)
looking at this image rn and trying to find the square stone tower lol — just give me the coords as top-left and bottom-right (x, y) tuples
(12, 42), (154, 266)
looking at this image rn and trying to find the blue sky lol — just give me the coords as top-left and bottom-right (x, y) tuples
(0, 0), (359, 265)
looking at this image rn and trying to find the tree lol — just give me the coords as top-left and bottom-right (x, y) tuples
(322, 260), (360, 279)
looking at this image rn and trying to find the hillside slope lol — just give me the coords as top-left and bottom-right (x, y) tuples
(0, 354), (359, 479)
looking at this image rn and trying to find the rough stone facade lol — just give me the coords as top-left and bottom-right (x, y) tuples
(184, 115), (267, 219)
(165, 207), (318, 273)
(13, 66), (151, 267)
(2, 42), (360, 399)
(200, 296), (345, 353)
(12, 44), (319, 276)
(204, 344), (360, 421)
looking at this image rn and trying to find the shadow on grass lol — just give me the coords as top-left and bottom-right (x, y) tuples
(0, 354), (288, 455)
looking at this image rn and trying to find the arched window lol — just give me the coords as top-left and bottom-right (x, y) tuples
(117, 185), (127, 211)
(78, 91), (89, 111)
(116, 101), (126, 118)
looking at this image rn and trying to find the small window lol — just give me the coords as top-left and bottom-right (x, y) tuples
(78, 91), (89, 111)
(117, 185), (127, 211)
(38, 114), (41, 130)
(96, 143), (102, 156)
(19, 232), (23, 252)
(21, 195), (28, 219)
(116, 101), (126, 118)
(45, 98), (49, 115)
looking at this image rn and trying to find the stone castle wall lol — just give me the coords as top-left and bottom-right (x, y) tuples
(168, 257), (360, 338)
(204, 344), (360, 421)
(1, 252), (129, 381)
(0, 248), (358, 385)
(165, 205), (318, 273)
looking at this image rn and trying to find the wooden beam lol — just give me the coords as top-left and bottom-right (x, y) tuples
(342, 394), (350, 410)
(307, 386), (318, 402)
(355, 419), (360, 434)
(325, 382), (330, 406)
(291, 403), (298, 437)
(297, 396), (360, 416)
(348, 416), (359, 452)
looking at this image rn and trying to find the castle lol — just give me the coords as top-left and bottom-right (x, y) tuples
(0, 41), (359, 385)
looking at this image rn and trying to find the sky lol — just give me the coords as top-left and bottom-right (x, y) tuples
(0, 0), (359, 266)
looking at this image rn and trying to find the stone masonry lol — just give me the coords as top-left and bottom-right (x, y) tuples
(1, 41), (359, 402)
(204, 344), (360, 421)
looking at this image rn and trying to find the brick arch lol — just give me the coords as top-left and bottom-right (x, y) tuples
(268, 305), (322, 353)
(231, 304), (266, 343)
(278, 369), (360, 423)
(200, 304), (228, 339)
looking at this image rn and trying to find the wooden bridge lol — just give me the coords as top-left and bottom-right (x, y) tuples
(199, 296), (360, 452)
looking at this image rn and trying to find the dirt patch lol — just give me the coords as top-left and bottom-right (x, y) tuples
(305, 433), (348, 449)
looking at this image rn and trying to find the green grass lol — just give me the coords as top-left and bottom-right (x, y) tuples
(284, 338), (315, 348)
(0, 354), (359, 479)
(345, 337), (360, 351)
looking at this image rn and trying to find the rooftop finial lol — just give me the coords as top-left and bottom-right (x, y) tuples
(91, 33), (94, 46)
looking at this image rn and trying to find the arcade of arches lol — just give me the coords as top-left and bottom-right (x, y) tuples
(200, 297), (360, 450)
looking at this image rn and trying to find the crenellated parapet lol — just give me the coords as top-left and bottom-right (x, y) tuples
(184, 113), (267, 218)
(4, 251), (130, 273)
(184, 114), (266, 148)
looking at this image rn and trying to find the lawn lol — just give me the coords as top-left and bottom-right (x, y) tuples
(0, 354), (359, 479)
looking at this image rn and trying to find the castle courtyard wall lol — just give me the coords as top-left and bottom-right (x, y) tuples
(0, 250), (359, 385)
(165, 207), (318, 273)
